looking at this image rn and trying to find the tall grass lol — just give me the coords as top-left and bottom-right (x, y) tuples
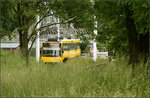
(1, 50), (149, 97)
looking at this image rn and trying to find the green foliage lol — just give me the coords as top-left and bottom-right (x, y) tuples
(1, 50), (149, 97)
(94, 1), (149, 58)
(0, 1), (18, 38)
(80, 40), (90, 52)
(52, 1), (95, 32)
(131, 1), (149, 35)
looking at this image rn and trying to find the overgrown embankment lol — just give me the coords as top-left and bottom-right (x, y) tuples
(1, 50), (149, 97)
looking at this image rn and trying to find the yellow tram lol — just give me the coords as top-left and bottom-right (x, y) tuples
(41, 39), (81, 63)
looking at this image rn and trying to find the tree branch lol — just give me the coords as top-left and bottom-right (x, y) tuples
(40, 16), (77, 30)
(13, 8), (18, 14)
(34, 13), (56, 29)
(28, 36), (37, 54)
(28, 8), (89, 42)
(28, 15), (77, 44)
(28, 13), (56, 42)
(86, 63), (108, 69)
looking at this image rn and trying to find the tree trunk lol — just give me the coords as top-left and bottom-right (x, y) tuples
(22, 1), (29, 67)
(138, 31), (149, 64)
(125, 4), (139, 70)
(22, 31), (29, 67)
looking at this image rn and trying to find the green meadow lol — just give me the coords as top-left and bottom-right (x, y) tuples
(1, 50), (149, 97)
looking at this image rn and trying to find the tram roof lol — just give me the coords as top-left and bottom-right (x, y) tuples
(61, 39), (80, 43)
(43, 38), (80, 43)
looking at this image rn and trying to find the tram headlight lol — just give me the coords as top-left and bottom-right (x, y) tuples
(42, 60), (45, 62)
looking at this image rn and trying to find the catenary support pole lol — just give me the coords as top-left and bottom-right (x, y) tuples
(91, 0), (97, 62)
(36, 15), (40, 63)
(57, 17), (60, 41)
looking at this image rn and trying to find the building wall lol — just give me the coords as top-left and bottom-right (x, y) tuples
(1, 48), (19, 53)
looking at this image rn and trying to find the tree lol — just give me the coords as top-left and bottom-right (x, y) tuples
(0, 1), (18, 39)
(94, 1), (149, 68)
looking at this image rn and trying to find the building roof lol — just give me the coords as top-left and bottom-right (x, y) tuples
(1, 42), (19, 48)
(1, 41), (42, 49)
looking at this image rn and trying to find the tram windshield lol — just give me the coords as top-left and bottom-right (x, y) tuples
(42, 43), (60, 57)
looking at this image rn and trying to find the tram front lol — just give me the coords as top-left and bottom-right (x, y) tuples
(41, 42), (62, 63)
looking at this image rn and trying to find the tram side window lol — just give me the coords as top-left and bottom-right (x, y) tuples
(75, 43), (77, 49)
(73, 43), (76, 50)
(68, 43), (74, 50)
(63, 43), (80, 50)
(70, 43), (73, 50)
(77, 43), (80, 49)
(69, 43), (72, 50)
(63, 43), (71, 50)
(63, 44), (68, 50)
(72, 43), (75, 50)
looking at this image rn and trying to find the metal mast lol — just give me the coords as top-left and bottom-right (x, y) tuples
(91, 0), (97, 62)
(36, 15), (40, 63)
(57, 17), (60, 41)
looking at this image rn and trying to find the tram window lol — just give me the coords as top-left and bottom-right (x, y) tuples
(77, 43), (80, 49)
(63, 44), (68, 50)
(74, 43), (77, 49)
(68, 43), (71, 50)
(74, 43), (76, 50)
(67, 43), (69, 50)
(72, 43), (74, 50)
(72, 43), (75, 50)
(76, 43), (78, 49)
(70, 43), (73, 50)
(63, 43), (80, 50)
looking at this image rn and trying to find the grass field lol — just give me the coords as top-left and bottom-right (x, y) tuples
(1, 50), (149, 97)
